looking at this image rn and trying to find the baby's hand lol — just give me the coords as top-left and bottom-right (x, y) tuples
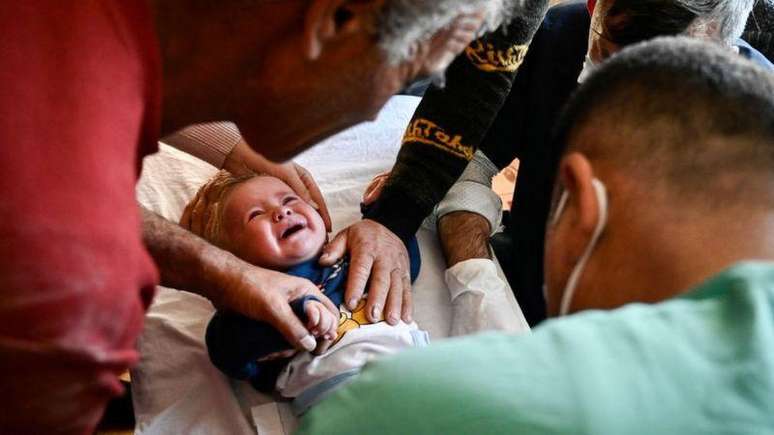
(305, 300), (338, 343)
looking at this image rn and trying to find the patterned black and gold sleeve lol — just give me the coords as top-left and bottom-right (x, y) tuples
(364, 1), (549, 242)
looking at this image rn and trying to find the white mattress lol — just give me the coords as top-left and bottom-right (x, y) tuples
(132, 96), (527, 435)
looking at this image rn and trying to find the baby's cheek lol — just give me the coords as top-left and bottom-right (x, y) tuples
(309, 214), (327, 243)
(240, 229), (285, 267)
(301, 230), (326, 261)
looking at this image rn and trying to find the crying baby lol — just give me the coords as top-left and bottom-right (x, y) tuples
(182, 170), (426, 415)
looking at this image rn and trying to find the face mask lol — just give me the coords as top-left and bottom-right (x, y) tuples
(577, 54), (598, 84)
(550, 178), (609, 316)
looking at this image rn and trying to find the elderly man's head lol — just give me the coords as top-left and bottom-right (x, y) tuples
(585, 0), (755, 67)
(544, 37), (774, 316)
(152, 0), (539, 161)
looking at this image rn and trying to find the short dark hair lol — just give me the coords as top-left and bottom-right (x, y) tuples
(554, 36), (774, 205)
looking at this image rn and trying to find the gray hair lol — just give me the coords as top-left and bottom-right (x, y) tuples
(377, 0), (530, 63)
(678, 0), (756, 43)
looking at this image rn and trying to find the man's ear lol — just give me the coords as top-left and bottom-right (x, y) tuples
(558, 152), (600, 239)
(303, 0), (386, 60)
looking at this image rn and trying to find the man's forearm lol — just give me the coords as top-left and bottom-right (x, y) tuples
(438, 211), (491, 268)
(141, 205), (240, 307)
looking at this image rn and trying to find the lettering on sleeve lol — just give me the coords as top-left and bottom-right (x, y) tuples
(465, 41), (530, 73)
(402, 118), (474, 160)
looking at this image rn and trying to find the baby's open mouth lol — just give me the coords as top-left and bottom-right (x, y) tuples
(281, 223), (306, 239)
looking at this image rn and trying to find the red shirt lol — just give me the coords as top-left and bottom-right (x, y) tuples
(0, 2), (160, 432)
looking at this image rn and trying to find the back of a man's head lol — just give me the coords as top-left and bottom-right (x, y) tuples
(557, 36), (774, 210)
(544, 37), (774, 313)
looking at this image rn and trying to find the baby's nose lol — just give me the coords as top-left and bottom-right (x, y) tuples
(273, 207), (293, 223)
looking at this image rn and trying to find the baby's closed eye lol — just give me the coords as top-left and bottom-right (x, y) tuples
(247, 209), (264, 221)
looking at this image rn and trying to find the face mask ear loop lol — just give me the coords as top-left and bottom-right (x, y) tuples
(544, 190), (570, 302)
(551, 189), (570, 227)
(559, 179), (608, 316)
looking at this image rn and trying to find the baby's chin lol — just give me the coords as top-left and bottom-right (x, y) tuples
(287, 244), (325, 267)
(268, 240), (325, 270)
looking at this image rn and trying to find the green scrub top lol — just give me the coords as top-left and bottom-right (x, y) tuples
(296, 262), (774, 435)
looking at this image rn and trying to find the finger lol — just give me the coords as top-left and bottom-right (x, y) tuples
(363, 178), (380, 201)
(277, 163), (312, 202)
(282, 169), (312, 204)
(313, 309), (327, 337)
(384, 269), (404, 325)
(325, 313), (338, 339)
(365, 173), (388, 193)
(402, 273), (413, 323)
(319, 311), (334, 338)
(313, 338), (333, 356)
(189, 200), (205, 235)
(307, 304), (321, 332)
(180, 190), (202, 229)
(266, 300), (317, 352)
(301, 282), (339, 316)
(297, 165), (333, 232)
(180, 191), (202, 232)
(363, 176), (388, 205)
(362, 180), (385, 206)
(365, 262), (391, 323)
(344, 250), (374, 310)
(190, 191), (214, 237)
(319, 231), (348, 266)
(180, 204), (193, 230)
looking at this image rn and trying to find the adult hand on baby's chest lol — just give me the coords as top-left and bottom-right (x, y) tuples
(319, 220), (412, 327)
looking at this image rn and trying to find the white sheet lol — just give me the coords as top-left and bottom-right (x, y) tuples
(133, 96), (528, 435)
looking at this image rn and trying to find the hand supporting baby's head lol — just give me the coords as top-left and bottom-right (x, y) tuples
(182, 170), (327, 270)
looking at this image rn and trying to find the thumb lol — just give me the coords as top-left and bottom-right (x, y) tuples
(363, 176), (387, 206)
(267, 301), (318, 352)
(319, 230), (348, 266)
(362, 186), (380, 206)
(281, 169), (314, 205)
(296, 165), (333, 232)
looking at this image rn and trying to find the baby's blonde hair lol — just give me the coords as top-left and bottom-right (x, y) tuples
(180, 170), (258, 248)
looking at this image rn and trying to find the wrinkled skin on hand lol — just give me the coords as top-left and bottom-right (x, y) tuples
(320, 219), (412, 326)
(219, 259), (340, 352)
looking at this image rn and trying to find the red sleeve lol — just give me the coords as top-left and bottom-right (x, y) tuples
(0, 2), (161, 433)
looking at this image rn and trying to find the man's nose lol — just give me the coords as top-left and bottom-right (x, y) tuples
(272, 207), (293, 223)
